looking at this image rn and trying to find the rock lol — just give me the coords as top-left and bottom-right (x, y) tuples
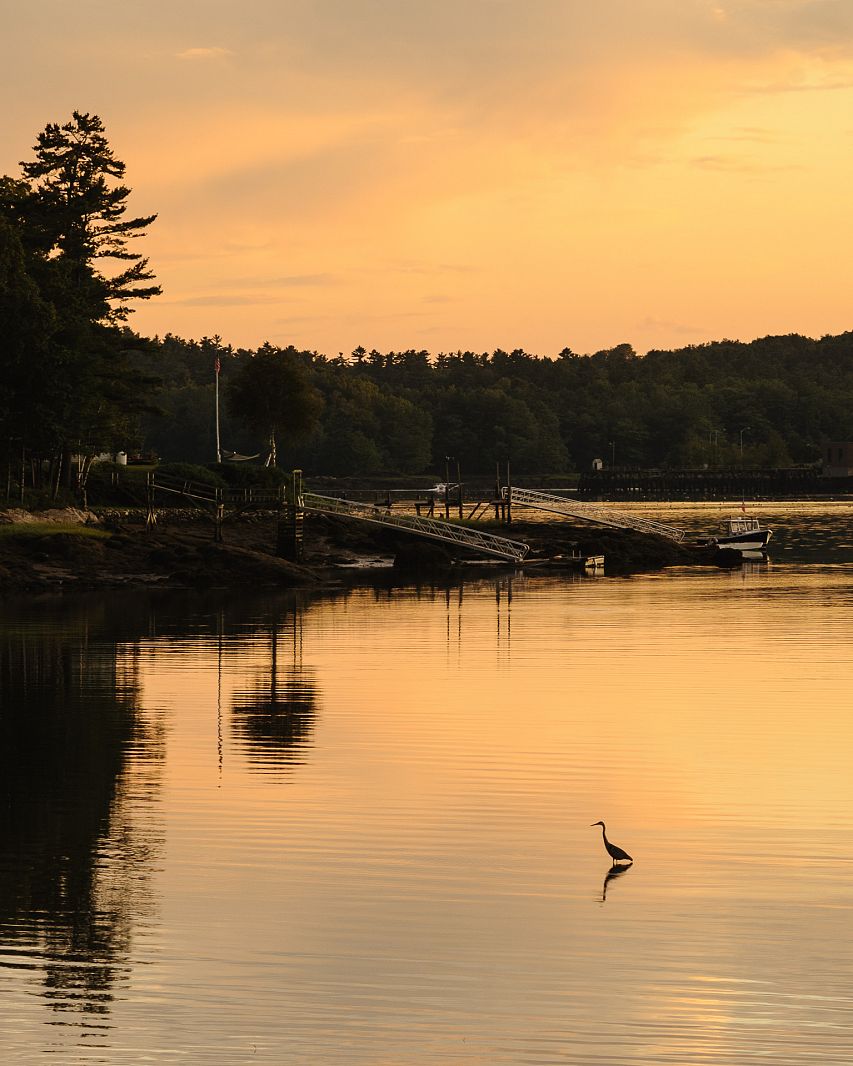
(0, 506), (99, 525)
(393, 540), (455, 573)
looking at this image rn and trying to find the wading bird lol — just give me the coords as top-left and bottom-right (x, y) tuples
(590, 821), (633, 864)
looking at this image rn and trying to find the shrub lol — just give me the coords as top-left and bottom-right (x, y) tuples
(156, 462), (226, 488)
(210, 463), (287, 490)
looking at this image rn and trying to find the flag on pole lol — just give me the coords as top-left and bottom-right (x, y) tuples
(214, 356), (221, 375)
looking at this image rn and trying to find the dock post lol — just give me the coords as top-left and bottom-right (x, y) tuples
(277, 468), (304, 561)
(214, 487), (224, 543)
(506, 459), (512, 525)
(145, 472), (157, 530)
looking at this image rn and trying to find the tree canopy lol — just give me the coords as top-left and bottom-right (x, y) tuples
(0, 112), (160, 486)
(20, 111), (160, 321)
(129, 332), (853, 475)
(227, 344), (323, 466)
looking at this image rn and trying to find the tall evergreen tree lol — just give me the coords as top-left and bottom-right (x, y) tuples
(20, 111), (160, 321)
(1, 113), (161, 491)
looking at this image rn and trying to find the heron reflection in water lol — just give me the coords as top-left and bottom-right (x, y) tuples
(601, 862), (632, 902)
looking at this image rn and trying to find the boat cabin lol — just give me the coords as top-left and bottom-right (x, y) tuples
(724, 516), (762, 534)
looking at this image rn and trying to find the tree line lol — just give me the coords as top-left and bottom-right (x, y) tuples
(134, 331), (853, 476)
(2, 112), (853, 493)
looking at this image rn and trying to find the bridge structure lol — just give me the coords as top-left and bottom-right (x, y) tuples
(147, 472), (530, 562)
(504, 486), (687, 542)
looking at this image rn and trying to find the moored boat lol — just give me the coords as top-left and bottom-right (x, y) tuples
(711, 515), (772, 551)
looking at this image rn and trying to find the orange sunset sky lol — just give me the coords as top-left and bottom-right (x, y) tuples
(5, 0), (853, 357)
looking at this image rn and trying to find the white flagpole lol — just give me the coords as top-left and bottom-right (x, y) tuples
(214, 356), (222, 463)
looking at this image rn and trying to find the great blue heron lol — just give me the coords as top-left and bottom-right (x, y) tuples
(591, 821), (632, 864)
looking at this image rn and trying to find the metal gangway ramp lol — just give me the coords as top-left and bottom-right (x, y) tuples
(147, 473), (529, 561)
(303, 493), (530, 562)
(505, 486), (686, 542)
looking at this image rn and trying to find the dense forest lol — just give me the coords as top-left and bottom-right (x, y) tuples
(133, 331), (853, 476)
(2, 111), (852, 489)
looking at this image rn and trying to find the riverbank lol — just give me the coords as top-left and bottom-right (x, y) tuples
(0, 507), (705, 593)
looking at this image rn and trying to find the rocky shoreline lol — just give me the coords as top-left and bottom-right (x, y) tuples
(0, 507), (709, 594)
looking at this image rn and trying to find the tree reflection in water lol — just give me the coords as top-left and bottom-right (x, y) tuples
(0, 599), (163, 1027)
(230, 608), (318, 773)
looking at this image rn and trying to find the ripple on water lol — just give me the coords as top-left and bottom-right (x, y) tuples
(1, 530), (852, 1063)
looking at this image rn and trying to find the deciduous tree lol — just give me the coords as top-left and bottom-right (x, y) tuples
(228, 346), (323, 466)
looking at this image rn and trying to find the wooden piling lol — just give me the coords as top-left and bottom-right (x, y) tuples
(145, 471), (157, 530)
(277, 469), (305, 561)
(214, 488), (224, 543)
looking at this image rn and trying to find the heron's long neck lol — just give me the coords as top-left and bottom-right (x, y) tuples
(600, 825), (609, 845)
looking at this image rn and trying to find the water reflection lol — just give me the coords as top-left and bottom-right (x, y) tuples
(230, 609), (319, 772)
(0, 600), (163, 1027)
(601, 862), (633, 903)
(1, 536), (852, 1064)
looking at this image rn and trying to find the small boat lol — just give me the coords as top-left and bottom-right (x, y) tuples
(711, 514), (772, 551)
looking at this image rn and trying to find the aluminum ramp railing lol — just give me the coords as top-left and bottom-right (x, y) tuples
(150, 475), (530, 560)
(504, 486), (686, 542)
(303, 493), (530, 562)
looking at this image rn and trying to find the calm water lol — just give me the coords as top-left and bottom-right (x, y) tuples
(2, 503), (852, 1064)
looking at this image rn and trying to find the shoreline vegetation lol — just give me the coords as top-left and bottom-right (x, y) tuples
(0, 505), (704, 595)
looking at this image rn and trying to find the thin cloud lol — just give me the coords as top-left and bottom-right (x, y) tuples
(225, 273), (338, 289)
(690, 154), (801, 174)
(176, 47), (232, 60)
(706, 126), (780, 143)
(168, 293), (282, 307)
(641, 316), (708, 337)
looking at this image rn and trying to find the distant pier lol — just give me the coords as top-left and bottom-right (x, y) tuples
(577, 467), (847, 501)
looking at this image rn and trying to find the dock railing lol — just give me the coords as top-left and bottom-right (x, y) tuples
(504, 486), (686, 542)
(303, 493), (530, 562)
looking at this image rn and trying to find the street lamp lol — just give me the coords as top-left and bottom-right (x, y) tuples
(708, 428), (720, 467)
(739, 426), (750, 461)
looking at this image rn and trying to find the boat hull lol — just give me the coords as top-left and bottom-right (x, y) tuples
(713, 529), (772, 551)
